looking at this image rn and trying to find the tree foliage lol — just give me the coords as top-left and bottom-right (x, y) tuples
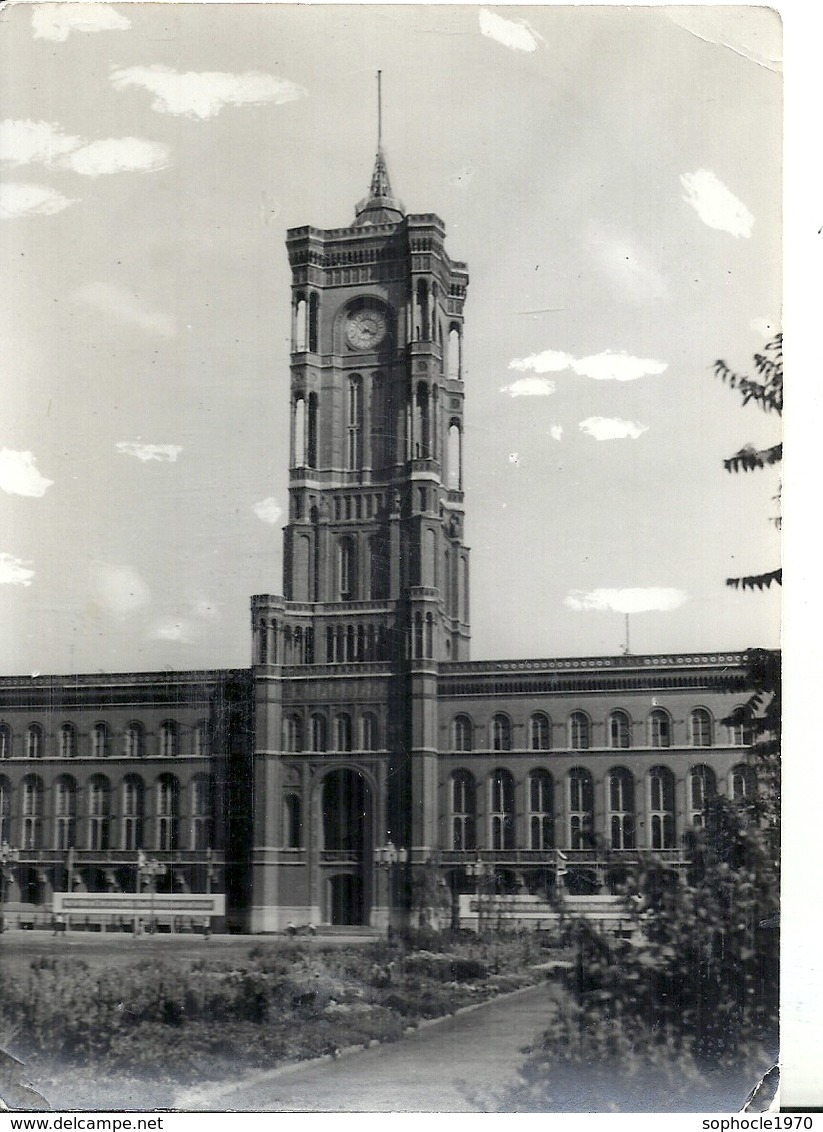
(714, 334), (783, 591)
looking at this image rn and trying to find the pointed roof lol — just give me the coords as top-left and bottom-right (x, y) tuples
(353, 147), (405, 226)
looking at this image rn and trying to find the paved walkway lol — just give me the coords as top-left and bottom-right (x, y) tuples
(175, 983), (553, 1112)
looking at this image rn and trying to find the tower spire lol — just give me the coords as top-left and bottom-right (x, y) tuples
(353, 70), (405, 226)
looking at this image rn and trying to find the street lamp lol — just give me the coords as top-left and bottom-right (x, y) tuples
(466, 856), (493, 936)
(0, 840), (20, 935)
(137, 852), (167, 934)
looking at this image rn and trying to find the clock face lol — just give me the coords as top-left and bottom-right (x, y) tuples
(346, 309), (387, 351)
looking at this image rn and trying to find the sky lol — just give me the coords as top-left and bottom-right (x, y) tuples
(0, 2), (783, 675)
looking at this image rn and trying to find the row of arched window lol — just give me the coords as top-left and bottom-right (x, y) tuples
(448, 763), (757, 853)
(0, 721), (212, 760)
(282, 711), (381, 753)
(451, 707), (751, 753)
(0, 772), (214, 852)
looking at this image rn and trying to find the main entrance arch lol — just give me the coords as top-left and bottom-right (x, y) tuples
(321, 767), (373, 926)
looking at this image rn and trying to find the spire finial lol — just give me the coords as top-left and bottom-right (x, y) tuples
(377, 69), (382, 151)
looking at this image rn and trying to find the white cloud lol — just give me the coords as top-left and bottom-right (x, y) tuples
(110, 65), (307, 120)
(508, 348), (667, 383)
(116, 442), (182, 462)
(76, 282), (175, 337)
(550, 425), (563, 441)
(579, 416), (649, 441)
(0, 449), (53, 497)
(92, 562), (151, 616)
(499, 376), (557, 397)
(565, 587), (688, 614)
(192, 599), (219, 621)
(479, 9), (539, 52)
(751, 316), (780, 339)
(0, 553), (35, 587)
(32, 3), (130, 42)
(253, 497), (283, 524)
(447, 163), (475, 187)
(0, 182), (74, 219)
(680, 169), (754, 238)
(0, 119), (80, 166)
(151, 620), (189, 642)
(58, 137), (170, 177)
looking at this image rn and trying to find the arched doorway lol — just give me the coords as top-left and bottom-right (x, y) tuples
(321, 768), (372, 925)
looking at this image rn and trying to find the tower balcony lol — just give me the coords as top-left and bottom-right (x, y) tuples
(408, 457), (441, 477)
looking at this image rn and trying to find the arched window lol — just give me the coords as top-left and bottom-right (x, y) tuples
(490, 769), (515, 850)
(339, 536), (356, 601)
(568, 767), (594, 849)
(608, 710), (631, 749)
(26, 724), (44, 760)
(21, 775), (44, 849)
(88, 775), (111, 851)
(283, 792), (301, 849)
(308, 292), (319, 353)
(730, 763), (757, 802)
(191, 774), (213, 850)
(451, 770), (476, 851)
(54, 776), (77, 851)
(124, 721), (144, 759)
(649, 709), (672, 748)
(608, 767), (635, 849)
(307, 392), (318, 468)
(58, 723), (77, 758)
(294, 294), (307, 351)
(335, 713), (352, 753)
(529, 713), (551, 751)
(91, 722), (109, 758)
(529, 769), (553, 850)
(447, 421), (462, 491)
(293, 395), (306, 467)
(282, 714), (303, 753)
(194, 721), (211, 758)
(0, 776), (10, 843)
(156, 774), (180, 851)
(448, 325), (461, 380)
(415, 382), (431, 457)
(453, 715), (473, 753)
(727, 710), (753, 747)
(361, 713), (378, 751)
(122, 775), (145, 850)
(569, 712), (590, 751)
(690, 708), (713, 747)
(688, 765), (717, 828)
(649, 766), (675, 848)
(309, 713), (327, 753)
(159, 721), (179, 758)
(347, 376), (362, 469)
(491, 713), (512, 752)
(0, 724), (11, 760)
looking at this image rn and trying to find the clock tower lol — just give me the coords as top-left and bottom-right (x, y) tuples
(249, 108), (470, 931)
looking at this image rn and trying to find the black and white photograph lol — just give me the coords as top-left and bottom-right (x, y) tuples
(0, 1), (791, 1114)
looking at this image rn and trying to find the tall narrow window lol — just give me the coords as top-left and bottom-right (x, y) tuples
(122, 775), (145, 851)
(283, 793), (302, 849)
(91, 722), (109, 758)
(609, 710), (631, 749)
(191, 774), (213, 850)
(0, 776), (10, 843)
(310, 713), (327, 753)
(688, 765), (716, 828)
(649, 709), (672, 748)
(568, 767), (594, 849)
(0, 724), (11, 760)
(339, 537), (356, 601)
(307, 392), (318, 467)
(157, 774), (180, 851)
(88, 775), (111, 851)
(58, 723), (77, 758)
(416, 382), (430, 457)
(453, 715), (473, 752)
(347, 376), (362, 469)
(22, 775), (44, 850)
(649, 766), (675, 848)
(194, 721), (211, 758)
(569, 712), (590, 751)
(690, 708), (713, 747)
(448, 325), (461, 380)
(124, 722), (144, 759)
(730, 763), (757, 802)
(491, 714), (512, 752)
(451, 770), (476, 851)
(335, 713), (352, 752)
(727, 710), (753, 747)
(26, 724), (43, 760)
(608, 767), (635, 849)
(361, 713), (378, 751)
(490, 769), (515, 850)
(308, 292), (319, 353)
(529, 713), (551, 751)
(293, 395), (306, 467)
(529, 769), (553, 850)
(447, 422), (462, 490)
(282, 715), (303, 753)
(54, 776), (77, 851)
(159, 721), (178, 758)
